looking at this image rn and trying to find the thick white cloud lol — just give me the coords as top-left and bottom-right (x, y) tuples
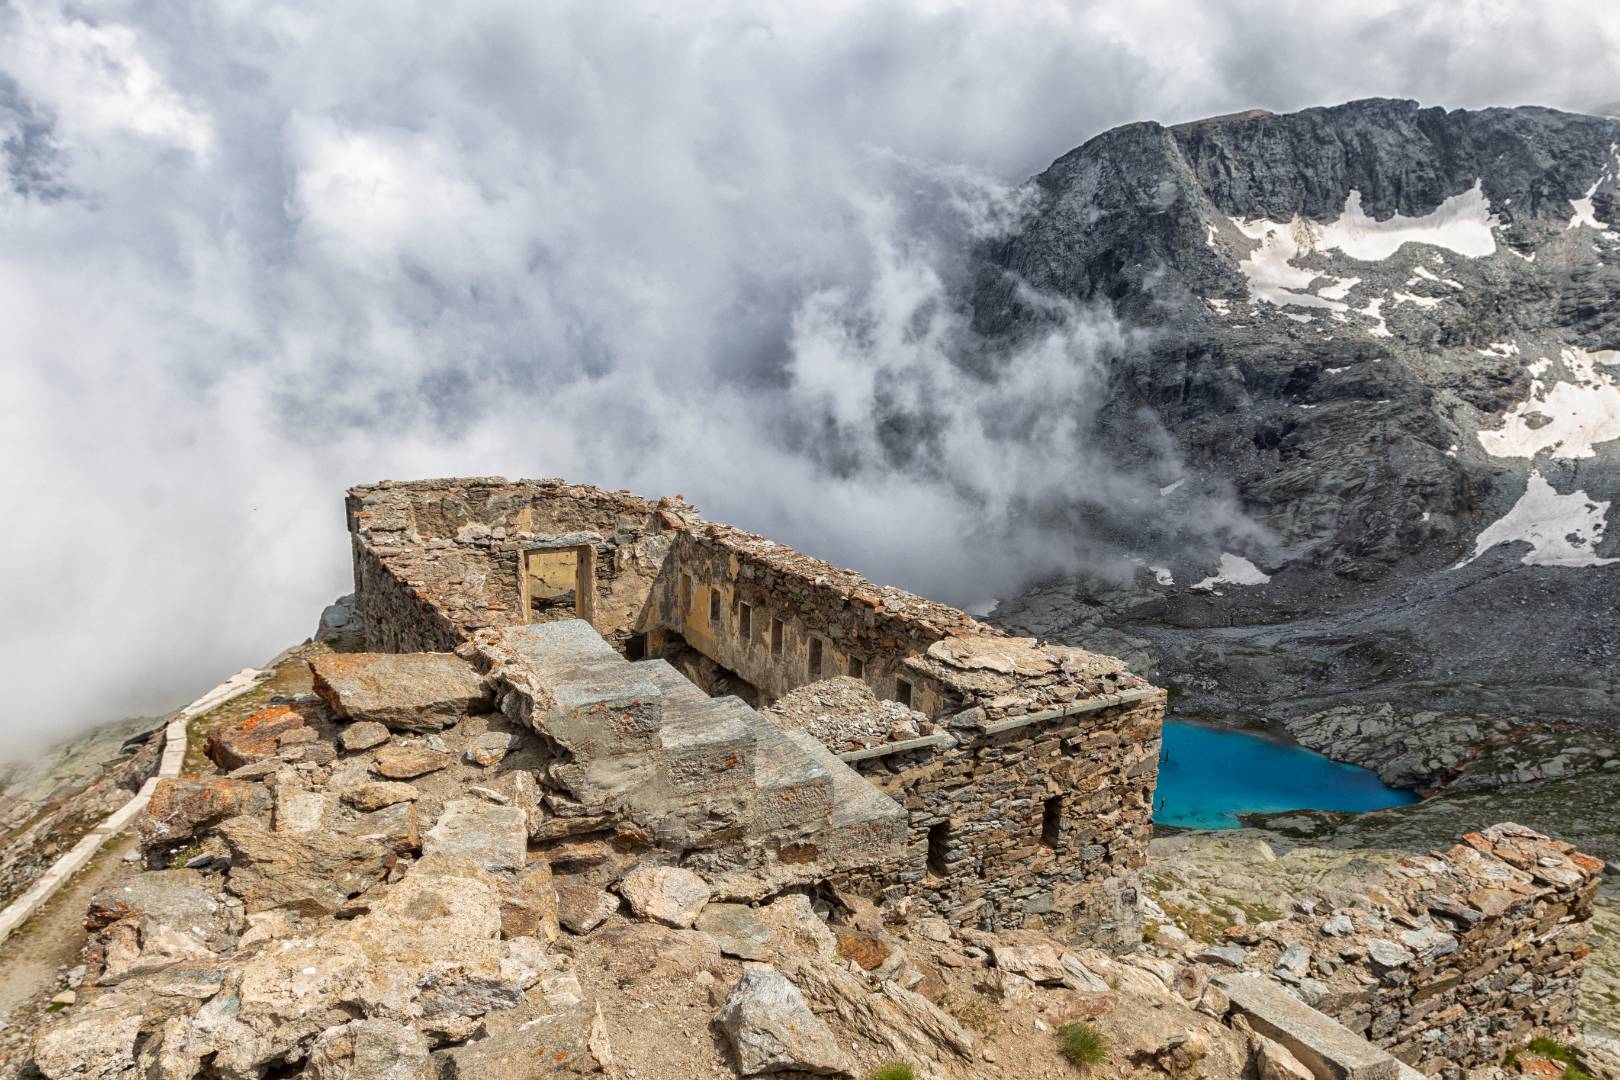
(0, 0), (1616, 754)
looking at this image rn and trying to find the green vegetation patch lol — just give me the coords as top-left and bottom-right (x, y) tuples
(1057, 1021), (1108, 1069)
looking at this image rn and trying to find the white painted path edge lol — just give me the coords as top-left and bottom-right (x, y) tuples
(0, 667), (265, 946)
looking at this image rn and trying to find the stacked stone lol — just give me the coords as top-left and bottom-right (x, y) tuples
(838, 692), (1162, 949)
(346, 478), (679, 652)
(345, 477), (1168, 945)
(1212, 823), (1601, 1077)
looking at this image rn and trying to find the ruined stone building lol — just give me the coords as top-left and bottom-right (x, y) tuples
(347, 477), (1164, 945)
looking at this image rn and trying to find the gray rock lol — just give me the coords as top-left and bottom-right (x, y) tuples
(31, 995), (143, 1080)
(340, 722), (390, 752)
(1365, 939), (1415, 969)
(1321, 913), (1355, 937)
(696, 903), (775, 961)
(617, 864), (711, 929)
(305, 1019), (434, 1080)
(311, 652), (491, 733)
(339, 781), (420, 812)
(465, 730), (518, 767)
(713, 964), (852, 1076)
(1274, 943), (1311, 981)
(423, 799), (527, 873)
(1197, 943), (1248, 969)
(314, 594), (359, 644)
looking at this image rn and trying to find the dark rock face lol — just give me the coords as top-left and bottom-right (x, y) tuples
(978, 99), (1620, 784)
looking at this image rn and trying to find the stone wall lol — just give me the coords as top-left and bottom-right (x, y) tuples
(345, 477), (1166, 945)
(1219, 823), (1602, 1077)
(644, 525), (984, 710)
(835, 692), (1163, 949)
(347, 478), (683, 650)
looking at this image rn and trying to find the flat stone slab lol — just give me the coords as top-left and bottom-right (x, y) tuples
(696, 903), (775, 960)
(204, 705), (312, 770)
(310, 652), (491, 733)
(423, 799), (528, 873)
(1216, 973), (1399, 1080)
(340, 782), (421, 812)
(372, 746), (450, 779)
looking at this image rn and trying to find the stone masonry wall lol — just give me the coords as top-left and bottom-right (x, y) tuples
(645, 525), (987, 710)
(1219, 823), (1602, 1077)
(347, 479), (684, 650)
(346, 477), (1166, 948)
(836, 693), (1164, 950)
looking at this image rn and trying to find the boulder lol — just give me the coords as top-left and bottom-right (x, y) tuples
(85, 869), (241, 951)
(1275, 943), (1312, 980)
(555, 879), (620, 935)
(713, 964), (852, 1076)
(337, 801), (420, 855)
(424, 799), (528, 873)
(274, 787), (331, 833)
(372, 746), (451, 779)
(617, 864), (710, 929)
(314, 594), (359, 644)
(138, 778), (271, 854)
(219, 817), (390, 915)
(340, 722), (391, 752)
(439, 966), (613, 1078)
(499, 862), (562, 941)
(989, 940), (1067, 984)
(310, 652), (491, 732)
(697, 903), (775, 961)
(31, 994), (144, 1080)
(340, 781), (421, 812)
(204, 705), (314, 771)
(779, 954), (975, 1063)
(305, 1019), (434, 1080)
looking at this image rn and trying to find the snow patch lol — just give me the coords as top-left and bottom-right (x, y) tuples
(1476, 347), (1620, 459)
(1359, 297), (1391, 338)
(1568, 143), (1618, 231)
(1190, 553), (1271, 591)
(1477, 342), (1520, 358)
(1206, 298), (1231, 315)
(1410, 266), (1464, 290)
(1391, 290), (1444, 309)
(1455, 472), (1615, 568)
(1314, 182), (1500, 260)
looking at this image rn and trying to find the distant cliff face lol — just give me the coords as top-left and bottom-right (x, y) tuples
(981, 100), (1620, 777)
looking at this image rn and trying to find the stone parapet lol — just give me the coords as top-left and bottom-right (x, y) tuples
(1218, 824), (1602, 1077)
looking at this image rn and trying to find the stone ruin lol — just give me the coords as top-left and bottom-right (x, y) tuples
(346, 477), (1164, 946)
(14, 476), (1608, 1080)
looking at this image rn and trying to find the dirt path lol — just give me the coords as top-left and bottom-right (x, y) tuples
(0, 833), (137, 1073)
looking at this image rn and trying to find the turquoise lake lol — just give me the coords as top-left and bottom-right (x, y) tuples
(1152, 721), (1419, 830)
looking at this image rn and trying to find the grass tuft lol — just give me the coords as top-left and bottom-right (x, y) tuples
(866, 1064), (915, 1080)
(1057, 1021), (1108, 1069)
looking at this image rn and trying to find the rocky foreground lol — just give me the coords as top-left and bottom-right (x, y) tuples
(1, 637), (1610, 1080)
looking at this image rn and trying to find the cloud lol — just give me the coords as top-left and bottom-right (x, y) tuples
(0, 0), (1616, 756)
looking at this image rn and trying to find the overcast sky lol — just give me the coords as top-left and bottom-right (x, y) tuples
(1, 0), (1616, 756)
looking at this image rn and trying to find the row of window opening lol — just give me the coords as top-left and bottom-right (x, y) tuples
(680, 573), (910, 705)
